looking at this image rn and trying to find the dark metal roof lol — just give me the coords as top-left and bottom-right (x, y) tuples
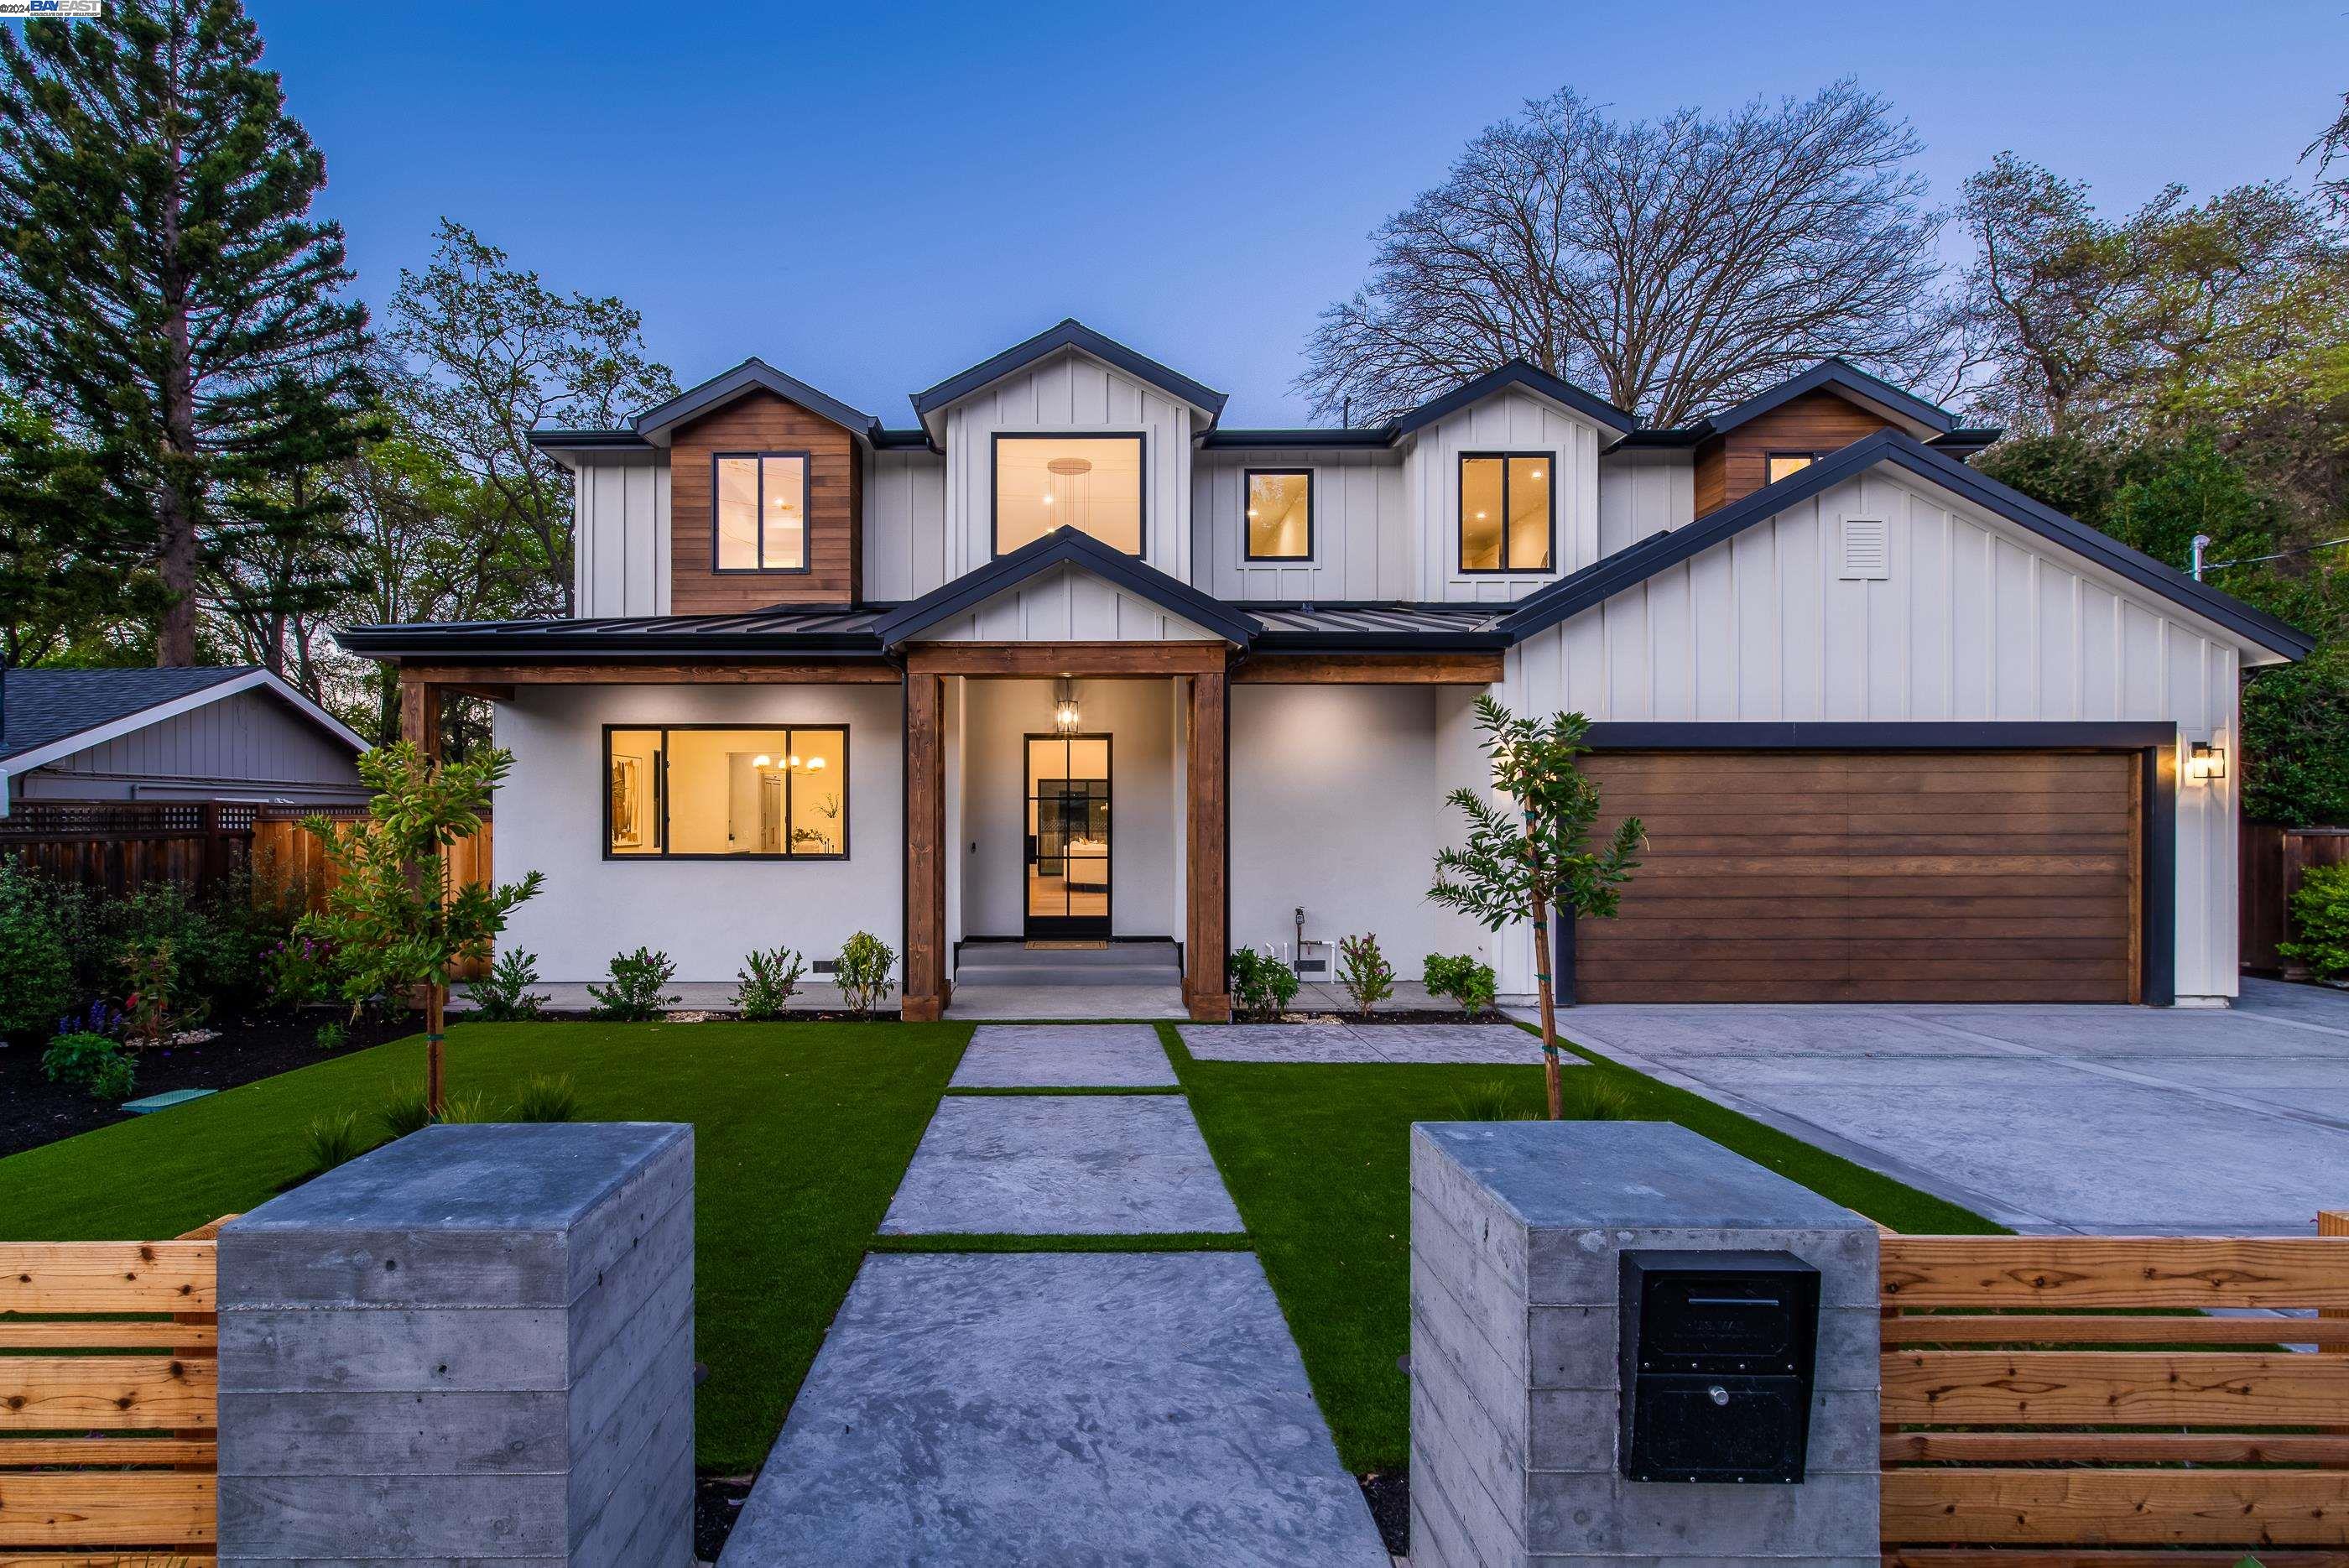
(868, 526), (1261, 649)
(528, 428), (657, 456)
(1682, 358), (1957, 440)
(1197, 427), (1395, 450)
(1390, 360), (1636, 438)
(0, 665), (262, 763)
(336, 607), (893, 660)
(909, 319), (1229, 427)
(1249, 602), (1509, 651)
(631, 357), (883, 445)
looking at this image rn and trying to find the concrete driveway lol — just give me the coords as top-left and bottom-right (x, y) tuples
(1556, 977), (2349, 1234)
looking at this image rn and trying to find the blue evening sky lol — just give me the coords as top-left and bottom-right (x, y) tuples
(239, 0), (2345, 426)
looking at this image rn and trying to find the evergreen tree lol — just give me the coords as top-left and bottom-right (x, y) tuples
(0, 0), (373, 666)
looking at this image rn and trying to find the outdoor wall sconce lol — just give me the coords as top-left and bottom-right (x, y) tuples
(2188, 740), (2227, 782)
(1053, 678), (1082, 737)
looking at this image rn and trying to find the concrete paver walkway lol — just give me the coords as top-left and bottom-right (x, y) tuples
(1182, 1018), (1555, 1064)
(949, 1023), (1177, 1087)
(724, 1024), (1387, 1567)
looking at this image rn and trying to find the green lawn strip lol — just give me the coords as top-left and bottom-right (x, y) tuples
(1164, 1021), (1999, 1473)
(867, 1232), (1252, 1253)
(0, 1018), (971, 1474)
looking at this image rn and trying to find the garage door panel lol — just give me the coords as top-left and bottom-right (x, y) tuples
(1576, 750), (2138, 1004)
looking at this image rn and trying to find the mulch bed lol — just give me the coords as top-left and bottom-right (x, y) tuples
(1357, 1469), (1411, 1557)
(0, 1008), (405, 1160)
(695, 1474), (754, 1561)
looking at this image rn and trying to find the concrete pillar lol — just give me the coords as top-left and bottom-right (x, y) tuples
(216, 1123), (695, 1567)
(1409, 1121), (1879, 1568)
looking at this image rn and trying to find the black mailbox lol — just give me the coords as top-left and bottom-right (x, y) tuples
(1619, 1250), (1819, 1483)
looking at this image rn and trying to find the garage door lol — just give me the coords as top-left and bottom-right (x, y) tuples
(1574, 751), (2140, 1003)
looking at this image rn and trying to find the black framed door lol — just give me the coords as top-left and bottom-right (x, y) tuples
(1024, 733), (1112, 940)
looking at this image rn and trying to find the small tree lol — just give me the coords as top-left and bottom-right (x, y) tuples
(299, 741), (542, 1115)
(1430, 698), (1643, 1119)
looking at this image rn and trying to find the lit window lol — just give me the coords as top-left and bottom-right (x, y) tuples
(994, 434), (1145, 555)
(1766, 452), (1817, 485)
(713, 453), (808, 571)
(606, 726), (847, 859)
(1459, 454), (1553, 574)
(1243, 470), (1312, 560)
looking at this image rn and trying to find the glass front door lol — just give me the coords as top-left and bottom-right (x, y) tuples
(1025, 734), (1111, 940)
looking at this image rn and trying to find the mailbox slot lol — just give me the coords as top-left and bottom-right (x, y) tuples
(1620, 1250), (1819, 1483)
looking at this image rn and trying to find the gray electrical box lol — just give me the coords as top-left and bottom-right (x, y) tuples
(1619, 1250), (1820, 1483)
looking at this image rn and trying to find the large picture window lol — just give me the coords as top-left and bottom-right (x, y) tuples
(713, 452), (809, 572)
(1242, 469), (1313, 560)
(992, 433), (1145, 556)
(605, 725), (847, 859)
(1458, 453), (1554, 574)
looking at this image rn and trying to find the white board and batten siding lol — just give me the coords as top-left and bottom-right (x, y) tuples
(918, 564), (1221, 643)
(571, 456), (671, 617)
(1404, 389), (1607, 602)
(1190, 451), (1410, 602)
(1492, 466), (2249, 1000)
(862, 449), (950, 602)
(1596, 452), (1695, 557)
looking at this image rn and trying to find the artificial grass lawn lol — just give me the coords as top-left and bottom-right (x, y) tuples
(0, 1019), (969, 1474)
(1167, 1022), (2001, 1472)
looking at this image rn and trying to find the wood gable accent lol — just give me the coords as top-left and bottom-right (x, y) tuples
(668, 388), (862, 611)
(1693, 388), (1900, 517)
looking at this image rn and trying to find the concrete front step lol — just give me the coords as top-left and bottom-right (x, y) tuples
(955, 940), (1180, 971)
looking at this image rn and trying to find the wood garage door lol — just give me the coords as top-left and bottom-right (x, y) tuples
(1575, 751), (2140, 1003)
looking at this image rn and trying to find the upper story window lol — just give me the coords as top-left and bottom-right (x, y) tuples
(606, 724), (848, 860)
(993, 434), (1145, 556)
(1243, 470), (1313, 560)
(1458, 453), (1553, 574)
(714, 452), (808, 572)
(1766, 451), (1819, 485)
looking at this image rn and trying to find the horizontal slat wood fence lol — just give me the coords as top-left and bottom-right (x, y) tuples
(0, 803), (258, 901)
(1881, 1216), (2349, 1566)
(2241, 822), (2349, 973)
(0, 1217), (232, 1566)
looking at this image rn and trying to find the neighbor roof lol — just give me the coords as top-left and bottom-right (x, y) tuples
(0, 666), (367, 776)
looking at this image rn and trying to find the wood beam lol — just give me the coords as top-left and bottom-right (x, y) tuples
(1233, 652), (1504, 685)
(436, 683), (515, 702)
(901, 672), (948, 1022)
(1184, 671), (1231, 1023)
(398, 675), (441, 759)
(394, 662), (898, 686)
(905, 642), (1230, 678)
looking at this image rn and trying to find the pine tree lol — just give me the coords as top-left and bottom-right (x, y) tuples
(0, 0), (373, 666)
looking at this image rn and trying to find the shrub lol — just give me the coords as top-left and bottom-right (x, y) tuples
(121, 938), (206, 1045)
(0, 862), (75, 1039)
(509, 1073), (579, 1123)
(1423, 952), (1497, 1016)
(2282, 862), (2349, 982)
(587, 947), (679, 1022)
(1336, 933), (1395, 1018)
(1228, 946), (1300, 1021)
(302, 1110), (366, 1175)
(833, 931), (896, 1017)
(471, 948), (549, 1022)
(378, 1085), (433, 1141)
(734, 946), (806, 1021)
(437, 1090), (492, 1123)
(314, 1020), (348, 1051)
(42, 1030), (136, 1102)
(1557, 1074), (1637, 1121)
(267, 933), (341, 1008)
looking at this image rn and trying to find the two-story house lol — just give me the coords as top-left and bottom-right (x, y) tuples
(341, 320), (2310, 1021)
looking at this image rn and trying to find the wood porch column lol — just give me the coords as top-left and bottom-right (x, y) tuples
(398, 671), (442, 758)
(902, 670), (949, 1021)
(1184, 669), (1231, 1022)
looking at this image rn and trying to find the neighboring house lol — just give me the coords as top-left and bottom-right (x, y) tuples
(0, 666), (368, 815)
(340, 320), (2310, 1018)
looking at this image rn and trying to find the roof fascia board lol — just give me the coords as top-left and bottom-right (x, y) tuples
(1390, 362), (1636, 439)
(0, 669), (367, 781)
(868, 527), (1260, 649)
(909, 321), (1230, 439)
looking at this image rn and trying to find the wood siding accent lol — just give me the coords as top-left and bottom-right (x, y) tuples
(1574, 750), (2138, 1003)
(1693, 388), (1899, 516)
(905, 643), (1230, 678)
(1232, 653), (1506, 685)
(669, 389), (860, 610)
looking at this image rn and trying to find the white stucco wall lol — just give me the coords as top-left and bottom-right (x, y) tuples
(493, 684), (904, 982)
(1230, 685), (1489, 979)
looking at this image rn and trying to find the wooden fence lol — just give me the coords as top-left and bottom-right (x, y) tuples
(1880, 1218), (2349, 1565)
(0, 1215), (232, 1565)
(2241, 822), (2349, 973)
(249, 810), (495, 980)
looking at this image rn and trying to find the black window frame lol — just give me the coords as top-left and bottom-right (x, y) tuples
(602, 722), (851, 862)
(711, 451), (813, 575)
(1765, 451), (1823, 486)
(989, 431), (1148, 560)
(1456, 451), (1557, 576)
(1241, 467), (1315, 562)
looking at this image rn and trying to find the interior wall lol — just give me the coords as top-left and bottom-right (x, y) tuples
(956, 677), (1179, 941)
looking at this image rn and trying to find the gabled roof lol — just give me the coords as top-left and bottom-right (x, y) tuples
(909, 320), (1229, 435)
(867, 526), (1262, 649)
(1389, 360), (1637, 438)
(630, 357), (883, 446)
(0, 666), (367, 779)
(1653, 358), (1960, 445)
(1495, 430), (2312, 659)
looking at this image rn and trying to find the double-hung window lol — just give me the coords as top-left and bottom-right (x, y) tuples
(605, 725), (847, 859)
(1458, 453), (1554, 574)
(713, 452), (809, 572)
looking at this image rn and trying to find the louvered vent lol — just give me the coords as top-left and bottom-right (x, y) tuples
(1839, 518), (1889, 580)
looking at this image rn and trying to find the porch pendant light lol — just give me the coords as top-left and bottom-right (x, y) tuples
(1054, 678), (1082, 737)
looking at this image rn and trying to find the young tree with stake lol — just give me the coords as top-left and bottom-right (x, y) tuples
(1430, 698), (1643, 1119)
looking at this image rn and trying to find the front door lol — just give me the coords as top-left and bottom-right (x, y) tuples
(1024, 734), (1111, 940)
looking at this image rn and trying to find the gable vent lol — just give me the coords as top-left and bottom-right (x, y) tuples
(1839, 518), (1889, 581)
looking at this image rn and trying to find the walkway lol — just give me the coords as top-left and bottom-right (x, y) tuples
(720, 1024), (1388, 1567)
(946, 941), (1189, 1019)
